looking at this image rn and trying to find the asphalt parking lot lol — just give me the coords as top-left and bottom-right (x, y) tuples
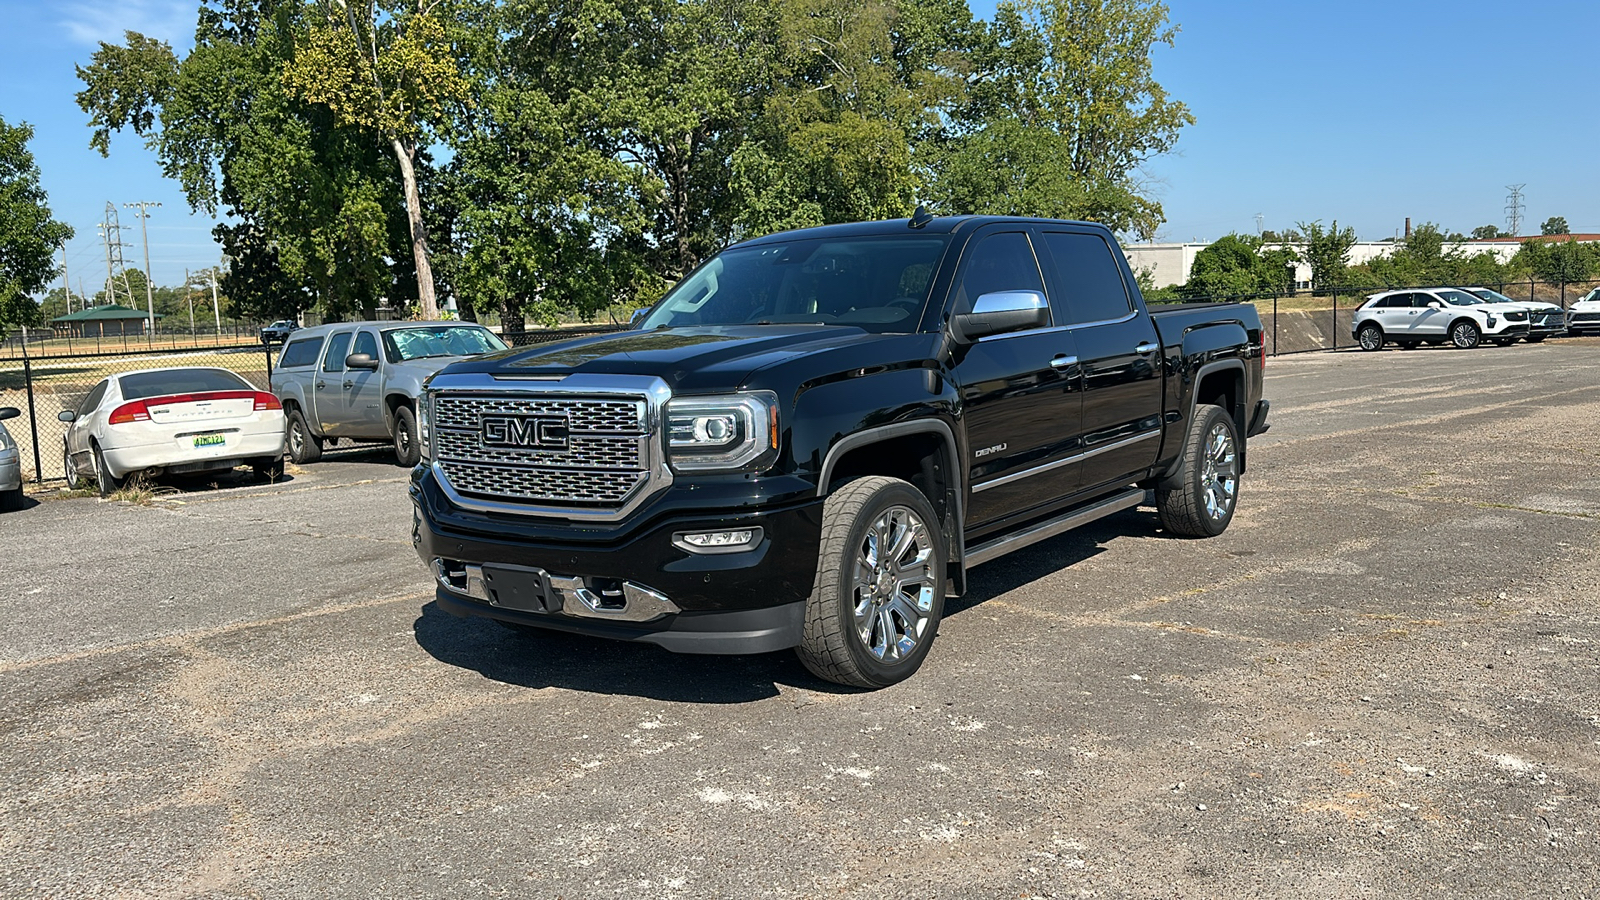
(3, 339), (1599, 898)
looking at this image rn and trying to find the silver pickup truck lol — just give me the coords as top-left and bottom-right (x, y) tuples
(270, 321), (507, 466)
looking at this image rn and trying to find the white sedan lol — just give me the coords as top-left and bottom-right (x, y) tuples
(1, 406), (23, 511)
(60, 367), (287, 495)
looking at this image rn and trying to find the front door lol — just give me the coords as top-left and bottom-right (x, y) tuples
(1409, 293), (1450, 336)
(1035, 229), (1163, 493)
(343, 329), (387, 438)
(950, 229), (1084, 532)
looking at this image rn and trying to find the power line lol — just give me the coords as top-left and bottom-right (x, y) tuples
(1504, 184), (1526, 237)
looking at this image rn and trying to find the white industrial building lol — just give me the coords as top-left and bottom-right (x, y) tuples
(1122, 238), (1529, 290)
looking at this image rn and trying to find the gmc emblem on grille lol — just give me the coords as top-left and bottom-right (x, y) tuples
(481, 414), (570, 450)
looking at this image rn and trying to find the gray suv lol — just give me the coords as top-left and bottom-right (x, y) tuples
(270, 321), (507, 466)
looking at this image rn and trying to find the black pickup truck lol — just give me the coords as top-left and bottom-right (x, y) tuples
(411, 215), (1269, 687)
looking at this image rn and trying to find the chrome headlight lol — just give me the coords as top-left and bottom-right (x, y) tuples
(664, 391), (779, 473)
(418, 390), (434, 461)
(1485, 315), (1497, 326)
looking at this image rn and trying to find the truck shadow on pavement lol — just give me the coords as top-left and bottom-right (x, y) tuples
(410, 509), (1146, 702)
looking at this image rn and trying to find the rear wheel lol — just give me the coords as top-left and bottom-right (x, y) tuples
(91, 445), (120, 498)
(798, 476), (946, 689)
(251, 455), (284, 481)
(1157, 404), (1240, 538)
(1450, 320), (1481, 349)
(393, 405), (422, 467)
(1357, 323), (1384, 351)
(286, 408), (322, 464)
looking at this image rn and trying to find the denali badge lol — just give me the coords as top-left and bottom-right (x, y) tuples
(974, 443), (1007, 458)
(481, 414), (570, 450)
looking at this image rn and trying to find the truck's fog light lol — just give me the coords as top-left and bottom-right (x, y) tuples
(673, 527), (763, 554)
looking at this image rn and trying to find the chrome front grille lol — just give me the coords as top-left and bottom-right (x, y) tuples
(1503, 310), (1528, 322)
(433, 392), (653, 509)
(1573, 312), (1600, 323)
(1533, 311), (1563, 327)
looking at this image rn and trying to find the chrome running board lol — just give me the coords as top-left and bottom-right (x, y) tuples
(964, 487), (1148, 568)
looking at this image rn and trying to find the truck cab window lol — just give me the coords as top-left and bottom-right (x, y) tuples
(1038, 232), (1134, 326)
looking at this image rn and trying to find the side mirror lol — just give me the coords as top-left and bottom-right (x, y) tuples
(628, 308), (650, 329)
(0, 407), (19, 422)
(345, 353), (379, 370)
(1427, 300), (1443, 309)
(57, 410), (76, 423)
(951, 290), (1050, 343)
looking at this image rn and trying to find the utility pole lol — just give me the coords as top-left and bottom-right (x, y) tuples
(210, 266), (222, 333)
(59, 244), (72, 315)
(125, 201), (161, 334)
(1504, 184), (1526, 237)
(184, 267), (195, 332)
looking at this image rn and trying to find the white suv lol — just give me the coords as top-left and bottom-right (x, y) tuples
(1570, 288), (1600, 335)
(1464, 287), (1564, 342)
(1352, 287), (1530, 351)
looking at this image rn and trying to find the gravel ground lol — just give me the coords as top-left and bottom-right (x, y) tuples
(2, 339), (1598, 899)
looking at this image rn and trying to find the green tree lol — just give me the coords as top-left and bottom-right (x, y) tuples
(77, 10), (412, 322)
(1541, 216), (1569, 236)
(926, 0), (1193, 238)
(281, 0), (473, 320)
(1471, 225), (1503, 240)
(1181, 233), (1295, 298)
(1296, 220), (1357, 294)
(0, 116), (75, 337)
(1516, 237), (1597, 284)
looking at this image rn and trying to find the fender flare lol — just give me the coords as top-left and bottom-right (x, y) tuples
(1159, 359), (1247, 489)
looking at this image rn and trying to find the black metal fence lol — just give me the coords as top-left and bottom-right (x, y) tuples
(0, 322), (273, 361)
(1155, 278), (1599, 357)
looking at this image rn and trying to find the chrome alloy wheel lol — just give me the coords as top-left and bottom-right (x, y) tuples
(851, 505), (937, 665)
(1200, 422), (1238, 521)
(289, 420), (305, 456)
(1358, 326), (1382, 351)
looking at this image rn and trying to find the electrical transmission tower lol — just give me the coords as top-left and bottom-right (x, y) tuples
(1504, 184), (1526, 237)
(97, 202), (133, 308)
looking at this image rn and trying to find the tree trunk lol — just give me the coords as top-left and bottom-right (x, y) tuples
(391, 137), (439, 319)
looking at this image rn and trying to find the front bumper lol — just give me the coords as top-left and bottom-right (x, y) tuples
(411, 479), (825, 655)
(1481, 321), (1530, 337)
(0, 449), (20, 492)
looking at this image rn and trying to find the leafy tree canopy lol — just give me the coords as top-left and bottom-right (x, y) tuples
(0, 116), (75, 336)
(1541, 216), (1570, 236)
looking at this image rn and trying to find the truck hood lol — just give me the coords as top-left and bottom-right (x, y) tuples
(440, 325), (900, 393)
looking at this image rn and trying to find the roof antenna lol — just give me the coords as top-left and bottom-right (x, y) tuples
(908, 205), (934, 229)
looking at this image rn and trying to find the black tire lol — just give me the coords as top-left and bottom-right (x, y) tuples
(392, 405), (422, 467)
(0, 487), (22, 512)
(797, 476), (947, 689)
(1526, 335), (1547, 343)
(1356, 323), (1385, 351)
(1450, 319), (1481, 349)
(1492, 337), (1516, 347)
(1399, 341), (1417, 350)
(286, 408), (322, 464)
(91, 444), (120, 498)
(1156, 404), (1240, 538)
(251, 455), (285, 481)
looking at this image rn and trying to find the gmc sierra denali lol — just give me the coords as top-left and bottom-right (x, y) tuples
(411, 215), (1270, 688)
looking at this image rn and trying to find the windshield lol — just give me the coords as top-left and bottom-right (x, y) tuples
(1467, 288), (1516, 304)
(1436, 289), (1483, 306)
(639, 235), (951, 332)
(381, 326), (507, 362)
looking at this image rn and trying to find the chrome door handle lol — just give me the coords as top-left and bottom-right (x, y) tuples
(1049, 355), (1078, 369)
(1134, 342), (1158, 354)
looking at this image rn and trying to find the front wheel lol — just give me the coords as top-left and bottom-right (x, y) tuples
(798, 476), (947, 689)
(1156, 404), (1240, 538)
(1451, 320), (1482, 349)
(1357, 323), (1385, 351)
(393, 405), (422, 467)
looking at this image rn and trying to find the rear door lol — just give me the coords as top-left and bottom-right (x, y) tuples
(316, 329), (355, 436)
(951, 228), (1084, 532)
(343, 328), (387, 438)
(1034, 228), (1163, 494)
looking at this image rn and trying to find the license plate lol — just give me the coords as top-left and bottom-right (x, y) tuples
(192, 434), (227, 448)
(481, 565), (558, 613)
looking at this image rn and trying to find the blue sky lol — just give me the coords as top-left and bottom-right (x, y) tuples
(2, 0), (1597, 295)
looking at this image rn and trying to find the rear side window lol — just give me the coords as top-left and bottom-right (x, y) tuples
(278, 337), (324, 369)
(1038, 231), (1133, 326)
(323, 332), (353, 373)
(119, 369), (252, 399)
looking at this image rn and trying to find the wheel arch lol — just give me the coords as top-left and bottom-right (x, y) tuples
(818, 419), (965, 596)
